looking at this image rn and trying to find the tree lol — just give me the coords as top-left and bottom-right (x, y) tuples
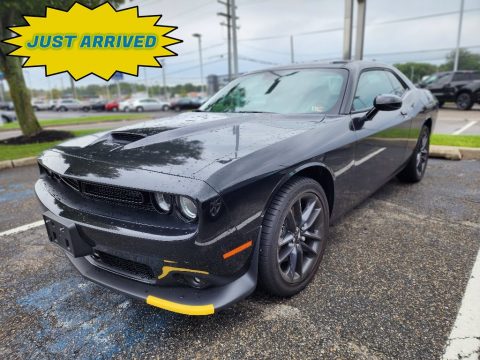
(439, 49), (480, 71)
(0, 0), (124, 137)
(393, 62), (438, 84)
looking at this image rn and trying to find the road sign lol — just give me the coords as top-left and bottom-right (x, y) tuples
(112, 72), (123, 81)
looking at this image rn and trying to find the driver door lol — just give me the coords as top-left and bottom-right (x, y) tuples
(351, 69), (413, 199)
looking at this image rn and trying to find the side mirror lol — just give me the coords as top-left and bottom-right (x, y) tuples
(364, 94), (402, 121)
(374, 94), (402, 111)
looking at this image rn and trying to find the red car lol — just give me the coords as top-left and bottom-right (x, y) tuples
(105, 100), (119, 111)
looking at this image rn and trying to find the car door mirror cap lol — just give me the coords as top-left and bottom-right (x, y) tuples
(374, 94), (402, 112)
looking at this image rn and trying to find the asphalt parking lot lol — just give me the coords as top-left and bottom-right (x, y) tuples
(0, 159), (479, 359)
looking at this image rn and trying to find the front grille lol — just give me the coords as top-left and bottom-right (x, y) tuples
(41, 165), (153, 208)
(83, 182), (144, 204)
(93, 251), (155, 281)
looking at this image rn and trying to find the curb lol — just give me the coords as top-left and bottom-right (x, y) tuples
(0, 157), (37, 170)
(430, 145), (480, 160)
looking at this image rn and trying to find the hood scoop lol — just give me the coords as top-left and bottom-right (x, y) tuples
(109, 131), (146, 144)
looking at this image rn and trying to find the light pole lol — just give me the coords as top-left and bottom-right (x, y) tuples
(453, 0), (465, 71)
(192, 33), (205, 95)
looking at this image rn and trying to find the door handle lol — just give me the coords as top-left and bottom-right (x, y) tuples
(400, 110), (408, 116)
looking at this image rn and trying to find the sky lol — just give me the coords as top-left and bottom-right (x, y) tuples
(13, 0), (480, 90)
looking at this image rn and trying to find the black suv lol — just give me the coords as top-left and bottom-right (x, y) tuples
(418, 70), (480, 110)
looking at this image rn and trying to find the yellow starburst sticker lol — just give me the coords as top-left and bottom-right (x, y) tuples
(3, 2), (182, 80)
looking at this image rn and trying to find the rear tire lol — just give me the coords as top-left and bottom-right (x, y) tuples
(397, 125), (430, 183)
(456, 92), (474, 110)
(136, 106), (144, 112)
(258, 177), (329, 297)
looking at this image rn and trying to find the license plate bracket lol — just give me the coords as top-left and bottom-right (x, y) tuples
(43, 211), (92, 257)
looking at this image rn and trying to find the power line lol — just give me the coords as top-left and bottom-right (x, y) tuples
(238, 7), (480, 42)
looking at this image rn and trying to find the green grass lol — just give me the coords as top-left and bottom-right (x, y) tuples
(431, 134), (480, 148)
(0, 113), (150, 131)
(0, 129), (107, 161)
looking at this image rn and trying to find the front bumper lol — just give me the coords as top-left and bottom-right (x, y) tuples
(65, 237), (259, 315)
(35, 168), (262, 314)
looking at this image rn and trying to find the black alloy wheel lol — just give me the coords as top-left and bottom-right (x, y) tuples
(415, 127), (429, 178)
(259, 177), (329, 297)
(397, 125), (430, 183)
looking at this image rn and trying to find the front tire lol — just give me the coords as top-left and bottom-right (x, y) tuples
(259, 177), (329, 297)
(397, 125), (430, 183)
(136, 106), (144, 112)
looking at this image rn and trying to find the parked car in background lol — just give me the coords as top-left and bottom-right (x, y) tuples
(118, 99), (132, 112)
(0, 111), (17, 124)
(0, 101), (15, 110)
(418, 70), (480, 109)
(90, 100), (107, 111)
(170, 97), (202, 111)
(55, 99), (90, 112)
(32, 99), (50, 111)
(0, 101), (12, 110)
(105, 100), (119, 111)
(121, 98), (170, 112)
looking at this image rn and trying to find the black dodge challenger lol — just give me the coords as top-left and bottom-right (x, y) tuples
(36, 61), (438, 315)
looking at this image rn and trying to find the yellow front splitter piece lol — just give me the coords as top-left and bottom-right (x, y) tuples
(146, 295), (215, 316)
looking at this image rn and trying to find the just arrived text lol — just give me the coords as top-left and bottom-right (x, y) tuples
(25, 34), (157, 49)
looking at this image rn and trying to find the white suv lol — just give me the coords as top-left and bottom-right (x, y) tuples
(55, 99), (90, 112)
(121, 98), (170, 112)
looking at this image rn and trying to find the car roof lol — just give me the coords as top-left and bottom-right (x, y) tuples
(245, 60), (396, 75)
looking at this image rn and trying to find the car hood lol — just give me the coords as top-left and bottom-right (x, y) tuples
(53, 112), (326, 181)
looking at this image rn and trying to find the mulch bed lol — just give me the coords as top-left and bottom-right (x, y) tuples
(1, 130), (74, 145)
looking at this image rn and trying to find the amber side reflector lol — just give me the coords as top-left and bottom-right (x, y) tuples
(223, 240), (253, 260)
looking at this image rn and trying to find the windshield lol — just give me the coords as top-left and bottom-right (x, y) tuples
(422, 73), (450, 85)
(200, 68), (347, 114)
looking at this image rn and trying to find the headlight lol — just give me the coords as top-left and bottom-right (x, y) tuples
(154, 192), (172, 212)
(178, 196), (198, 220)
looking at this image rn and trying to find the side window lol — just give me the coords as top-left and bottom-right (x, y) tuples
(453, 73), (468, 81)
(352, 70), (393, 112)
(385, 71), (407, 97)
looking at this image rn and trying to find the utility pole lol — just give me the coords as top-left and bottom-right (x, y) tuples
(343, 0), (353, 60)
(144, 68), (150, 97)
(354, 0), (366, 60)
(161, 60), (167, 99)
(193, 33), (205, 94)
(290, 35), (295, 63)
(218, 0), (232, 80)
(105, 83), (111, 100)
(218, 0), (239, 80)
(231, 0), (239, 77)
(116, 80), (121, 98)
(69, 77), (77, 99)
(453, 0), (465, 71)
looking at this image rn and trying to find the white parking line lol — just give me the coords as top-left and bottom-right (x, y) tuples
(0, 220), (44, 237)
(443, 247), (480, 360)
(452, 121), (478, 135)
